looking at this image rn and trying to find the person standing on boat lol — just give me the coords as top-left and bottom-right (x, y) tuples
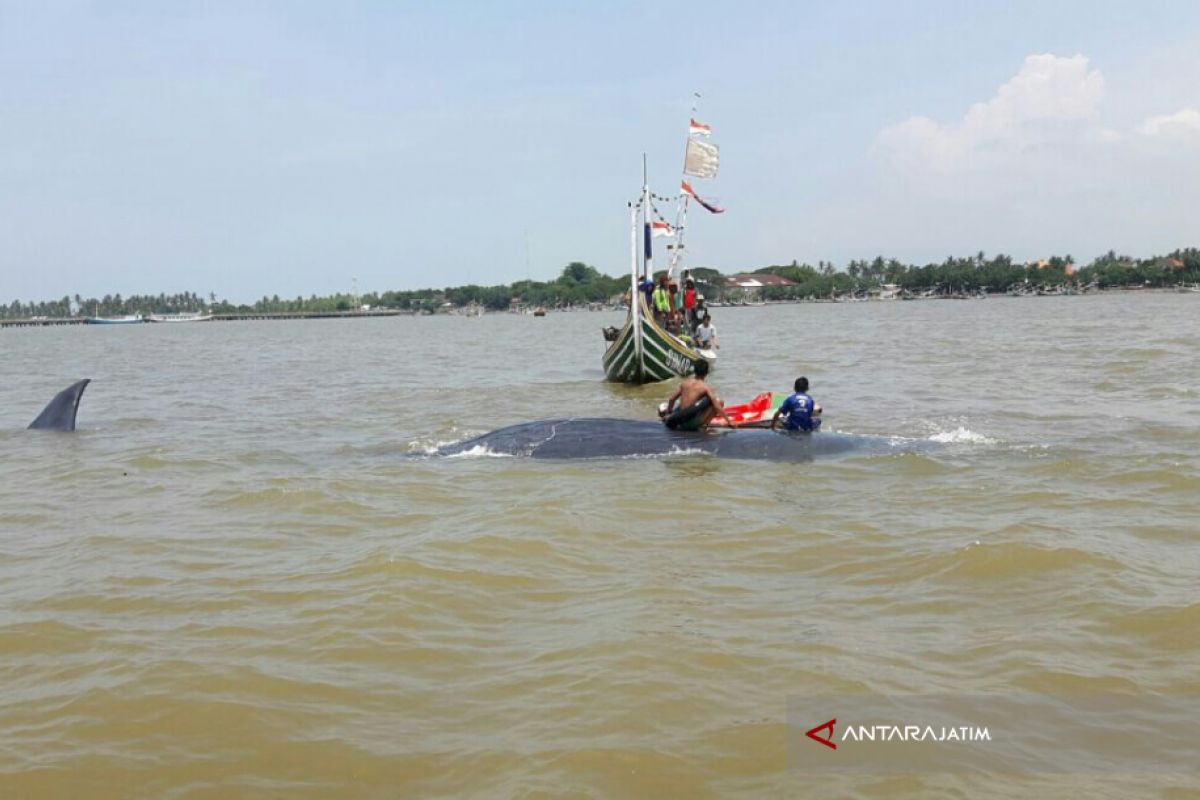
(668, 279), (685, 332)
(652, 275), (672, 324)
(695, 314), (719, 350)
(771, 377), (822, 432)
(683, 279), (698, 331)
(639, 275), (655, 309)
(662, 359), (734, 431)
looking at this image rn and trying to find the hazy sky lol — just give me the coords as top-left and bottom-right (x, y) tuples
(3, 1), (1199, 302)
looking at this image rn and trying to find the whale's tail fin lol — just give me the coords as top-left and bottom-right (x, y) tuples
(28, 379), (91, 431)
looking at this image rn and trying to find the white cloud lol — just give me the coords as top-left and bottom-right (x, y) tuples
(960, 53), (1104, 132)
(876, 54), (1105, 171)
(1137, 108), (1200, 140)
(801, 52), (1200, 267)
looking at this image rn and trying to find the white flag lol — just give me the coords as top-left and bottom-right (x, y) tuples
(683, 138), (719, 179)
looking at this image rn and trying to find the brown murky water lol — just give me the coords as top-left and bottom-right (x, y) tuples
(1, 294), (1197, 798)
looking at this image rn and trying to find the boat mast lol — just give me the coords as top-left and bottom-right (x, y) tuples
(670, 95), (700, 279)
(629, 203), (639, 297)
(638, 154), (652, 380)
(670, 197), (690, 279)
(629, 198), (643, 374)
(674, 93), (719, 282)
(642, 154), (652, 282)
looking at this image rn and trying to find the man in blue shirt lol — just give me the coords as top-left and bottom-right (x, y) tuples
(771, 377), (823, 432)
(639, 276), (655, 308)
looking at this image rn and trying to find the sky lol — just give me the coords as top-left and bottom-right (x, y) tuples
(2, 0), (1199, 303)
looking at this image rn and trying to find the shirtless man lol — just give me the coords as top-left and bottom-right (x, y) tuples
(662, 359), (735, 431)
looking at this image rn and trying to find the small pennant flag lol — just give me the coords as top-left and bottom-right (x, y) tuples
(651, 220), (676, 237)
(689, 118), (712, 137)
(681, 180), (724, 214)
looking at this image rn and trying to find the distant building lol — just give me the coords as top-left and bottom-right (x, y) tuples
(870, 283), (903, 300)
(1026, 259), (1076, 276)
(723, 273), (795, 301)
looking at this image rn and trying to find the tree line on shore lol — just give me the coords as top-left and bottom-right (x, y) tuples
(753, 248), (1200, 301)
(4, 248), (1198, 320)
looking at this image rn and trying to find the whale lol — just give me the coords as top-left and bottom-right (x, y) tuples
(28, 379), (90, 432)
(436, 417), (928, 462)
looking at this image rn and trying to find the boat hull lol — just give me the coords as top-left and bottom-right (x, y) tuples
(602, 296), (709, 383)
(85, 316), (144, 324)
(146, 314), (213, 323)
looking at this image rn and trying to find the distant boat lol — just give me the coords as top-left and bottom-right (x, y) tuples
(85, 314), (144, 325)
(533, 307), (547, 317)
(146, 312), (214, 323)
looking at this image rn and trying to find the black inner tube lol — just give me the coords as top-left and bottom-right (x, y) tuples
(663, 395), (712, 430)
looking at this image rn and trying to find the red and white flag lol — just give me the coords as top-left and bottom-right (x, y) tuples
(681, 180), (724, 214)
(651, 220), (675, 237)
(689, 118), (712, 137)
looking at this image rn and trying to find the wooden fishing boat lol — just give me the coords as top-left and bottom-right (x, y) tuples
(603, 294), (707, 382)
(602, 112), (724, 384)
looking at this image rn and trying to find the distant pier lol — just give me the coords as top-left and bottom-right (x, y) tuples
(0, 317), (86, 328)
(211, 309), (411, 322)
(0, 309), (414, 329)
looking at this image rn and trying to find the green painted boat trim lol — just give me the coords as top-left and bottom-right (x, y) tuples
(603, 296), (703, 384)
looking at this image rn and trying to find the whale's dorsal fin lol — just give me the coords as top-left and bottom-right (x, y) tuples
(28, 379), (91, 431)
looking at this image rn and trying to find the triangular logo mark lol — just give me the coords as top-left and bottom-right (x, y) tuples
(806, 718), (837, 750)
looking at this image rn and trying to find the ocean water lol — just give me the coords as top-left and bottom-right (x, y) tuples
(1, 293), (1197, 798)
